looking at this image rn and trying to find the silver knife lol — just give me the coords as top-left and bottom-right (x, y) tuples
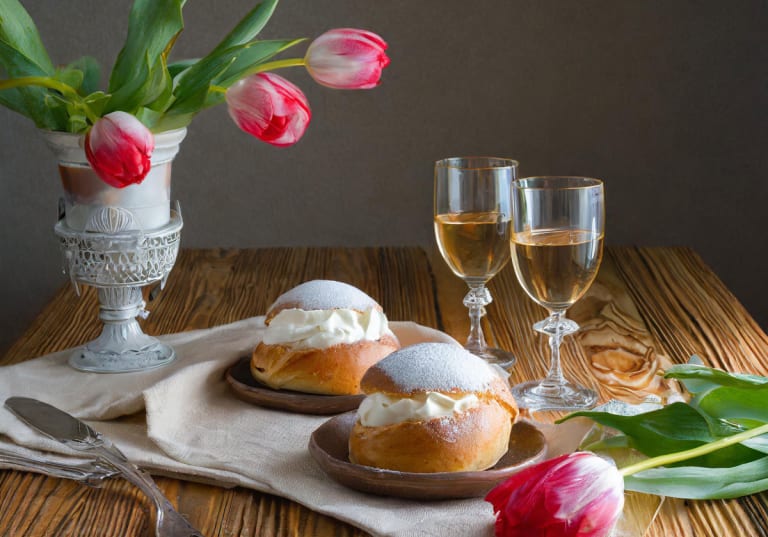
(5, 397), (205, 537)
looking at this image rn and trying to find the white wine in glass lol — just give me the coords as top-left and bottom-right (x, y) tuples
(434, 157), (518, 367)
(510, 177), (604, 410)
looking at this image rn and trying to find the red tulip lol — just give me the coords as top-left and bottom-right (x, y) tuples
(85, 111), (155, 188)
(305, 28), (390, 89)
(485, 452), (624, 537)
(226, 72), (311, 147)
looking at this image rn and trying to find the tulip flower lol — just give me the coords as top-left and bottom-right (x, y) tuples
(305, 28), (390, 89)
(85, 111), (155, 188)
(226, 72), (311, 147)
(486, 452), (624, 537)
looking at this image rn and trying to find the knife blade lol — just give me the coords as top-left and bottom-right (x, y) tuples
(4, 396), (105, 450)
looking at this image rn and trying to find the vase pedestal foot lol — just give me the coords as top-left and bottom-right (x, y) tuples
(69, 340), (176, 373)
(67, 287), (176, 373)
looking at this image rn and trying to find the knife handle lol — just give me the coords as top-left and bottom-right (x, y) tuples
(94, 445), (205, 537)
(95, 444), (175, 506)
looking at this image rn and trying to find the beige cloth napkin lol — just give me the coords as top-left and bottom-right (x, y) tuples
(0, 319), (585, 537)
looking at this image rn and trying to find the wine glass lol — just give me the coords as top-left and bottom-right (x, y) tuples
(434, 156), (518, 368)
(509, 176), (604, 410)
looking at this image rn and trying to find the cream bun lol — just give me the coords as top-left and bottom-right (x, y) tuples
(251, 280), (400, 395)
(349, 342), (518, 473)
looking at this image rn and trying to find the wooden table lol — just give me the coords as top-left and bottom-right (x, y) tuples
(2, 246), (767, 536)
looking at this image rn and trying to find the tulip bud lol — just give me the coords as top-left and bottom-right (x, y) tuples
(226, 72), (311, 147)
(305, 28), (390, 89)
(485, 452), (624, 537)
(85, 111), (155, 188)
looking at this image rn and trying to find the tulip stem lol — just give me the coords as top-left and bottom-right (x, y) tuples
(619, 422), (768, 477)
(250, 58), (306, 74)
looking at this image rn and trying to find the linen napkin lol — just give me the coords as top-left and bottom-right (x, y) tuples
(0, 319), (587, 537)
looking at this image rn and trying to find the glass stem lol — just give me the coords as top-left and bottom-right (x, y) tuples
(542, 310), (566, 387)
(463, 283), (491, 353)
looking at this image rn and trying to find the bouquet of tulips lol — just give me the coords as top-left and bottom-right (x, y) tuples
(486, 362), (768, 536)
(0, 0), (389, 187)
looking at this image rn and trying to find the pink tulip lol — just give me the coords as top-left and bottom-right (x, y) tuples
(85, 111), (155, 188)
(226, 72), (311, 147)
(305, 28), (390, 89)
(485, 452), (624, 537)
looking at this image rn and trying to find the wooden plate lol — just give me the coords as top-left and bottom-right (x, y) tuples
(225, 356), (365, 415)
(308, 412), (547, 500)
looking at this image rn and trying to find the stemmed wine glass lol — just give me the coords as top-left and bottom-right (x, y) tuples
(434, 157), (518, 367)
(509, 176), (604, 410)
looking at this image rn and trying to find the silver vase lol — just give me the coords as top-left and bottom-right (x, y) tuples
(43, 128), (187, 373)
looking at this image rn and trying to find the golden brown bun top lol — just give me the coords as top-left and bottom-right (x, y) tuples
(265, 280), (384, 324)
(360, 342), (517, 415)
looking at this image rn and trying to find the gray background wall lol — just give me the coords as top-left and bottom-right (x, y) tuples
(1, 0), (766, 354)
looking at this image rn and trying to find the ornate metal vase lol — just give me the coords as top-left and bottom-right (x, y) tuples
(42, 128), (186, 373)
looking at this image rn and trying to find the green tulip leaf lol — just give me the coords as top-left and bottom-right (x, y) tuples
(210, 0), (279, 54)
(0, 0), (55, 74)
(66, 113), (88, 133)
(83, 91), (110, 118)
(624, 455), (768, 499)
(168, 58), (198, 79)
(694, 385), (768, 426)
(216, 38), (305, 88)
(742, 436), (768, 454)
(66, 56), (101, 95)
(666, 363), (768, 394)
(53, 66), (83, 92)
(167, 39), (299, 118)
(562, 403), (763, 467)
(106, 0), (184, 113)
(0, 40), (65, 128)
(151, 111), (195, 133)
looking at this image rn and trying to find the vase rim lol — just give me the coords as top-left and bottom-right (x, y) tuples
(38, 126), (187, 142)
(39, 127), (187, 165)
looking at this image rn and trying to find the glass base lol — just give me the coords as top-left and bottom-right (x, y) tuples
(467, 346), (516, 369)
(69, 340), (176, 373)
(512, 379), (597, 411)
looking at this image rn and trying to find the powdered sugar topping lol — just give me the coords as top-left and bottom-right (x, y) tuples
(269, 280), (381, 312)
(373, 342), (499, 393)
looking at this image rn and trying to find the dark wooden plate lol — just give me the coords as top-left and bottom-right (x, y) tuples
(308, 412), (547, 500)
(225, 356), (365, 415)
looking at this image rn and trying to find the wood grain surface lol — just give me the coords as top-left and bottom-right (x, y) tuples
(1, 246), (767, 536)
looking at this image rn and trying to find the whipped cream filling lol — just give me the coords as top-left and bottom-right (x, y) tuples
(262, 307), (392, 349)
(357, 391), (480, 427)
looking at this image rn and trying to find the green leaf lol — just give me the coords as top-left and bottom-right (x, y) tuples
(152, 111), (195, 132)
(66, 113), (88, 133)
(0, 0), (54, 74)
(134, 106), (164, 130)
(209, 0), (278, 54)
(694, 385), (768, 427)
(165, 56), (234, 116)
(106, 0), (184, 113)
(742, 436), (768, 454)
(83, 91), (110, 118)
(562, 403), (763, 467)
(67, 56), (101, 95)
(168, 58), (198, 78)
(53, 66), (83, 92)
(624, 455), (768, 499)
(665, 363), (768, 394)
(216, 38), (304, 88)
(166, 39), (300, 117)
(0, 40), (65, 128)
